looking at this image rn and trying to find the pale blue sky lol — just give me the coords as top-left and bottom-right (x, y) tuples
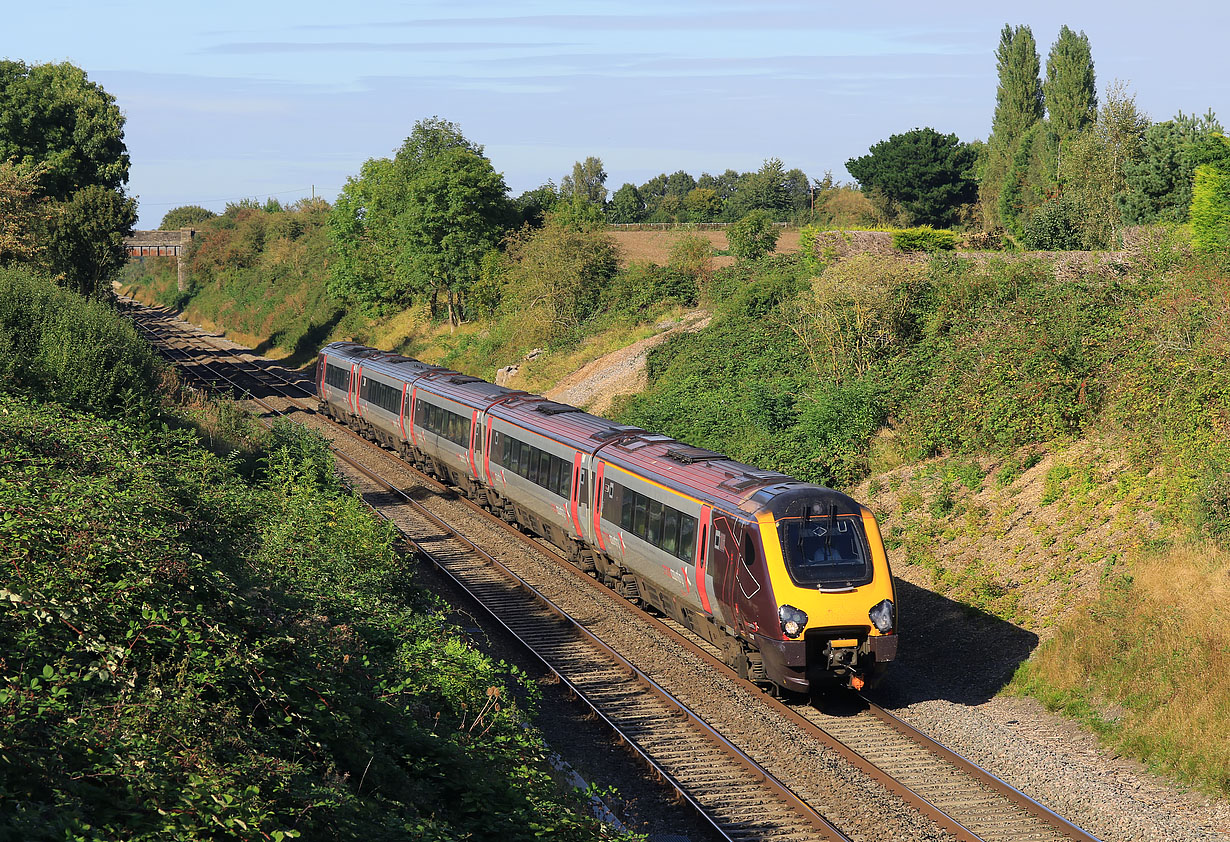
(6, 1), (1227, 228)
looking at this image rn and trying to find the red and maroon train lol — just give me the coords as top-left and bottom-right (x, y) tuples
(317, 341), (897, 694)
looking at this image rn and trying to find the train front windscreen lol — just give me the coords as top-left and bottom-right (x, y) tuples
(777, 502), (872, 590)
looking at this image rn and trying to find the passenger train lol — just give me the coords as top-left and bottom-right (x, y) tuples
(317, 341), (897, 694)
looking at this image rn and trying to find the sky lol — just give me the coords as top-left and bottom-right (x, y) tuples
(5, 0), (1228, 229)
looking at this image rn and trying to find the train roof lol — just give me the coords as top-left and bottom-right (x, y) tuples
(319, 341), (853, 517)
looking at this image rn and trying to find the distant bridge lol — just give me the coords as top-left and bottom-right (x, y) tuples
(124, 228), (197, 291)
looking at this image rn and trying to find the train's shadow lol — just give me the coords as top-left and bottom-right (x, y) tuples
(868, 578), (1039, 710)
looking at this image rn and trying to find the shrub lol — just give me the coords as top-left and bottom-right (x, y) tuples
(727, 210), (780, 261)
(667, 233), (715, 296)
(1191, 164), (1230, 254)
(891, 226), (958, 253)
(1022, 195), (1086, 250)
(0, 266), (163, 413)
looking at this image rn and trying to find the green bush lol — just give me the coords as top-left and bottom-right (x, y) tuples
(1022, 195), (1086, 250)
(891, 226), (957, 253)
(727, 210), (780, 261)
(0, 395), (610, 841)
(1191, 164), (1230, 253)
(0, 266), (163, 413)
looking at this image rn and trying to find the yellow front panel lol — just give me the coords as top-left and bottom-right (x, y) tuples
(756, 508), (896, 637)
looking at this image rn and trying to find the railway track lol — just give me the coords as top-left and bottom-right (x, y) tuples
(120, 297), (1104, 842)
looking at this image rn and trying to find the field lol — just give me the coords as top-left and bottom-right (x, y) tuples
(609, 227), (801, 268)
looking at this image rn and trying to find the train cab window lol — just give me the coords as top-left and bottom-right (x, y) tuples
(778, 508), (872, 589)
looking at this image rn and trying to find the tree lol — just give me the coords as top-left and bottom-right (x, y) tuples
(499, 214), (619, 345)
(1119, 110), (1223, 224)
(1044, 27), (1096, 142)
(991, 25), (1044, 148)
(727, 210), (779, 261)
(159, 205), (217, 230)
(397, 146), (514, 327)
(327, 117), (514, 318)
(668, 234), (715, 295)
(728, 158), (791, 219)
(514, 181), (559, 228)
(46, 183), (137, 298)
(0, 60), (135, 297)
(982, 25), (1044, 228)
(1058, 81), (1150, 248)
(607, 183), (644, 223)
(684, 187), (722, 221)
(0, 61), (129, 200)
(846, 128), (978, 228)
(0, 159), (51, 266)
(560, 157), (608, 206)
(1191, 162), (1230, 254)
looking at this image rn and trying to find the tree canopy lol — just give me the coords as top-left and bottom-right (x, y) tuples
(1044, 26), (1097, 141)
(0, 60), (134, 297)
(328, 117), (513, 320)
(846, 128), (978, 228)
(159, 205), (217, 230)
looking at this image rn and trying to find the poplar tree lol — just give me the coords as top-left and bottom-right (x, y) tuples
(991, 25), (1043, 151)
(1044, 27), (1097, 142)
(981, 25), (1043, 229)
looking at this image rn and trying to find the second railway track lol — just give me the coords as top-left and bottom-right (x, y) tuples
(122, 297), (1105, 842)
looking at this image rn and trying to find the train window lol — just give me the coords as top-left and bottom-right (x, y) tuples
(678, 514), (697, 561)
(662, 508), (679, 555)
(647, 499), (663, 545)
(324, 363), (349, 390)
(633, 493), (649, 539)
(620, 487), (633, 530)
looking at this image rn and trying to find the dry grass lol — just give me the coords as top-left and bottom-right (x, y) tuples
(1014, 541), (1230, 795)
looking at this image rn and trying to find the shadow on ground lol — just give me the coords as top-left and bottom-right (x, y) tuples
(867, 579), (1039, 710)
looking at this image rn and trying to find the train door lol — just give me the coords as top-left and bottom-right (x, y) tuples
(348, 364), (360, 416)
(568, 453), (589, 541)
(710, 511), (741, 622)
(694, 506), (716, 618)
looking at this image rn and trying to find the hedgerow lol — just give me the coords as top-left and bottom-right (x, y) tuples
(0, 398), (611, 841)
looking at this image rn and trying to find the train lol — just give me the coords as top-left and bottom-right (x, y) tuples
(316, 341), (897, 694)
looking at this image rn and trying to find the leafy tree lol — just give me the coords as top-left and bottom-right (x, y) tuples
(0, 159), (50, 266)
(398, 146), (513, 326)
(684, 187), (722, 221)
(328, 117), (513, 318)
(0, 60), (129, 200)
(727, 210), (780, 261)
(846, 127), (978, 227)
(559, 156), (608, 206)
(46, 183), (137, 298)
(728, 158), (791, 219)
(1044, 26), (1097, 142)
(698, 169), (744, 203)
(1119, 111), (1223, 224)
(991, 25), (1044, 149)
(664, 170), (697, 199)
(159, 205), (216, 230)
(998, 123), (1056, 237)
(514, 181), (559, 228)
(1058, 81), (1150, 248)
(499, 214), (619, 345)
(607, 182), (644, 223)
(667, 233), (715, 295)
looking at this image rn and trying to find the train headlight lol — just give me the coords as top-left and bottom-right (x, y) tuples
(869, 599), (895, 634)
(779, 605), (808, 639)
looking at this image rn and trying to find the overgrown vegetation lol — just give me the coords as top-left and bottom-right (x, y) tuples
(0, 270), (618, 840)
(614, 237), (1230, 794)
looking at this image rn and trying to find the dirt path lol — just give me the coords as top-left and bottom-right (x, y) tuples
(544, 310), (711, 415)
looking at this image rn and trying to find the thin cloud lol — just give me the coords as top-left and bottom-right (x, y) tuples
(203, 40), (570, 55)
